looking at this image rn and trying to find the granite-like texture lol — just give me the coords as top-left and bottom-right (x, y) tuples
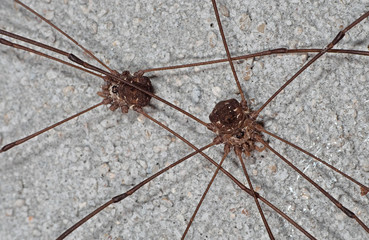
(1, 0), (368, 239)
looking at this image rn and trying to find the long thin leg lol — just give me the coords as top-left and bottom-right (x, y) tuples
(14, 0), (113, 73)
(142, 48), (369, 73)
(1, 102), (103, 152)
(182, 145), (230, 239)
(258, 127), (369, 196)
(57, 142), (216, 240)
(236, 151), (274, 239)
(253, 11), (369, 117)
(0, 36), (102, 78)
(210, 0), (246, 104)
(257, 137), (369, 234)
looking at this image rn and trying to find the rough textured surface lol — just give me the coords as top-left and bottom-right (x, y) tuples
(1, 0), (369, 239)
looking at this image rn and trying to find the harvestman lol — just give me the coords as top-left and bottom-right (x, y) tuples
(0, 0), (368, 239)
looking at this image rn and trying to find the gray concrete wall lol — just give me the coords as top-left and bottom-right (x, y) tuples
(1, 0), (368, 239)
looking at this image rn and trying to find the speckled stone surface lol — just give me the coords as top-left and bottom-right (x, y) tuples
(1, 0), (369, 239)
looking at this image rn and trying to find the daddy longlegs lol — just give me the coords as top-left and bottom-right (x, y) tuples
(1, 0), (369, 239)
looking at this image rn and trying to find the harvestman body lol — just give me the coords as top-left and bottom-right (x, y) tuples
(0, 0), (368, 239)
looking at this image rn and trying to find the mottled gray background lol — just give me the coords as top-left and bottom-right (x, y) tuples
(1, 0), (369, 239)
